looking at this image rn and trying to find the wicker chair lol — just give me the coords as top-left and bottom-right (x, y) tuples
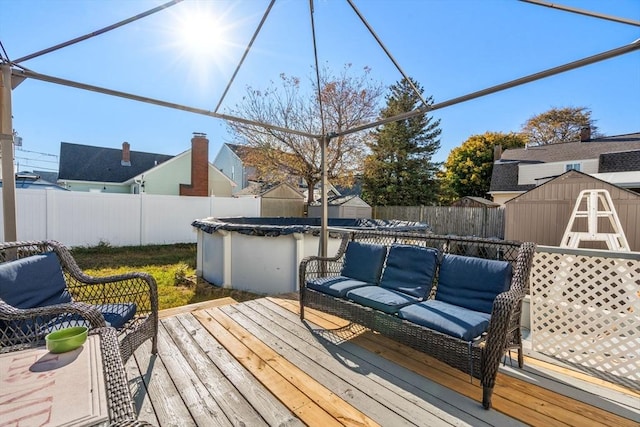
(0, 240), (158, 361)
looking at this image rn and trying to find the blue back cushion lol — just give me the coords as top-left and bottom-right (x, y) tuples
(341, 242), (387, 284)
(436, 254), (512, 314)
(0, 253), (72, 308)
(380, 244), (438, 298)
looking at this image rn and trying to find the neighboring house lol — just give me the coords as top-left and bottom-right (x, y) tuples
(489, 131), (640, 205)
(213, 143), (306, 195)
(308, 194), (372, 219)
(236, 181), (305, 217)
(58, 134), (235, 196)
(0, 172), (66, 191)
(213, 143), (257, 194)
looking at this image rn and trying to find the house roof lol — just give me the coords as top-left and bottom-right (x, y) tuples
(599, 150), (640, 173)
(489, 161), (537, 193)
(225, 143), (257, 161)
(0, 173), (66, 190)
(490, 133), (640, 194)
(500, 132), (640, 163)
(58, 142), (173, 183)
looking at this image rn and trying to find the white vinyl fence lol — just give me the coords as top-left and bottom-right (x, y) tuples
(0, 189), (260, 247)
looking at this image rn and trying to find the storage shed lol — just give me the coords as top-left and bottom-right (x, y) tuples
(504, 170), (640, 251)
(451, 196), (500, 208)
(307, 195), (372, 219)
(236, 182), (305, 217)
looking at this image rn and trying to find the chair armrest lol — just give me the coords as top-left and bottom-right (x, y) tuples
(68, 271), (159, 316)
(299, 234), (350, 289)
(0, 301), (107, 349)
(481, 288), (526, 388)
(0, 300), (106, 326)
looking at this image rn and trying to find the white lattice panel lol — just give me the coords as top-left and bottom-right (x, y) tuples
(531, 247), (639, 390)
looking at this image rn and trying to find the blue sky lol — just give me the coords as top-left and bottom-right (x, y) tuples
(1, 0), (639, 173)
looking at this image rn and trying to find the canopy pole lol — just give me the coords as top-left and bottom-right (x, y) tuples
(1, 63), (17, 242)
(319, 134), (329, 258)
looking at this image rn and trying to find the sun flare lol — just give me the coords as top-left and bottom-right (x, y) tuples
(177, 11), (227, 57)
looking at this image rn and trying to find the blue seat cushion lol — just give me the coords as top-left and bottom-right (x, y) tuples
(96, 303), (137, 328)
(346, 286), (420, 314)
(307, 276), (371, 298)
(436, 254), (512, 314)
(0, 253), (72, 309)
(380, 245), (438, 298)
(43, 303), (137, 331)
(397, 300), (491, 341)
(341, 242), (387, 284)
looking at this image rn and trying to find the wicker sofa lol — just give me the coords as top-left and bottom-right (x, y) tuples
(0, 240), (158, 362)
(299, 230), (536, 409)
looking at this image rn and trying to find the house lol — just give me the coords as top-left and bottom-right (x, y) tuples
(213, 143), (258, 194)
(214, 143), (307, 195)
(307, 194), (372, 219)
(58, 134), (235, 196)
(236, 181), (305, 217)
(489, 131), (640, 205)
(0, 172), (66, 191)
(503, 170), (640, 251)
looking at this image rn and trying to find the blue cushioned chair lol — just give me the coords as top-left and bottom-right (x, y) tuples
(0, 241), (158, 361)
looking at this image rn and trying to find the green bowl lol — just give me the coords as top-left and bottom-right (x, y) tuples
(45, 326), (88, 353)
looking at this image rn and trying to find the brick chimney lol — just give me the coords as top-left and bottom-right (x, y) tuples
(580, 126), (591, 142)
(121, 142), (131, 166)
(493, 144), (502, 161)
(180, 133), (209, 196)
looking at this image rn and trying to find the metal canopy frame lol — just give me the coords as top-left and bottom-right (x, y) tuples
(1, 0), (639, 249)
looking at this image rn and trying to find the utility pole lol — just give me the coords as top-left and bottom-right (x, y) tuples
(1, 63), (17, 242)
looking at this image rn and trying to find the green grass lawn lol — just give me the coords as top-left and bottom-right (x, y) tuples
(70, 243), (261, 310)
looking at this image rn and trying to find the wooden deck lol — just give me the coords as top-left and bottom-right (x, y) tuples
(125, 296), (640, 426)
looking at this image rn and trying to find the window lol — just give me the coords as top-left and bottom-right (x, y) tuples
(565, 163), (581, 171)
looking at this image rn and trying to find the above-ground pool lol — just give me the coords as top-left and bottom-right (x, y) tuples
(192, 217), (429, 295)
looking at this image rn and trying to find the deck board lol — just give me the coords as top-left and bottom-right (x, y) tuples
(226, 300), (462, 426)
(176, 314), (304, 427)
(240, 298), (518, 427)
(271, 297), (640, 427)
(126, 296), (640, 427)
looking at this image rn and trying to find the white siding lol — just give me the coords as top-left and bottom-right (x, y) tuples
(519, 159), (599, 185)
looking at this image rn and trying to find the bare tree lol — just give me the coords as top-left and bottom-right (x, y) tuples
(225, 64), (384, 203)
(521, 106), (600, 146)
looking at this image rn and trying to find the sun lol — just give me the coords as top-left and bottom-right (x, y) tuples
(177, 11), (229, 57)
(176, 10), (228, 57)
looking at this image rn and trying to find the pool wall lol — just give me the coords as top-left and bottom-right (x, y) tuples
(196, 228), (343, 294)
(193, 217), (429, 295)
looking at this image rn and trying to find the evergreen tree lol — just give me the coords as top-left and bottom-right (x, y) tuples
(362, 78), (441, 206)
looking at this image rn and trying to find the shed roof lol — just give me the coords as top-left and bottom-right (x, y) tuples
(452, 196), (500, 207)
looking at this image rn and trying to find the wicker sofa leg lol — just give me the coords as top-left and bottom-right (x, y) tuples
(482, 386), (493, 409)
(518, 347), (524, 368)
